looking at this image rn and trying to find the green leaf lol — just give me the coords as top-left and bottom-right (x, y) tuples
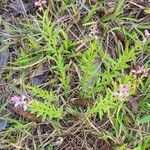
(83, 3), (101, 23)
(29, 100), (63, 121)
(26, 84), (58, 102)
(116, 144), (127, 150)
(138, 116), (150, 124)
(102, 0), (125, 22)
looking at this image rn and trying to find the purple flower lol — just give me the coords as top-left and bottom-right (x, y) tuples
(11, 95), (21, 102)
(131, 66), (149, 79)
(144, 30), (150, 37)
(11, 95), (31, 111)
(119, 84), (130, 97)
(112, 84), (130, 101)
(35, 0), (47, 11)
(112, 92), (119, 96)
(136, 66), (144, 74)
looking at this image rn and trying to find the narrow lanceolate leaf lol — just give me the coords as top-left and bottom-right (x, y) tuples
(138, 116), (150, 124)
(113, 0), (125, 18)
(102, 0), (125, 22)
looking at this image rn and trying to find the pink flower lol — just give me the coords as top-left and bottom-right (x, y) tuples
(35, 0), (47, 11)
(38, 6), (43, 11)
(112, 92), (119, 96)
(131, 66), (149, 79)
(112, 84), (130, 101)
(141, 69), (149, 79)
(11, 95), (31, 111)
(11, 95), (21, 102)
(119, 84), (130, 97)
(41, 0), (46, 4)
(136, 66), (144, 74)
(144, 30), (150, 37)
(35, 2), (42, 7)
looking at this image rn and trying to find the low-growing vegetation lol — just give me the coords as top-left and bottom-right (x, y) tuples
(0, 0), (150, 149)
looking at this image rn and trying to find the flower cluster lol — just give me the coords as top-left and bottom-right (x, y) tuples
(144, 30), (150, 38)
(35, 0), (47, 11)
(11, 95), (31, 111)
(112, 84), (130, 101)
(131, 66), (149, 79)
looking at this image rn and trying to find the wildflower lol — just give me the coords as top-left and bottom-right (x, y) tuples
(141, 69), (149, 79)
(131, 66), (149, 79)
(112, 84), (130, 101)
(11, 95), (31, 111)
(119, 84), (130, 97)
(144, 30), (150, 37)
(35, 0), (47, 11)
(112, 92), (119, 96)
